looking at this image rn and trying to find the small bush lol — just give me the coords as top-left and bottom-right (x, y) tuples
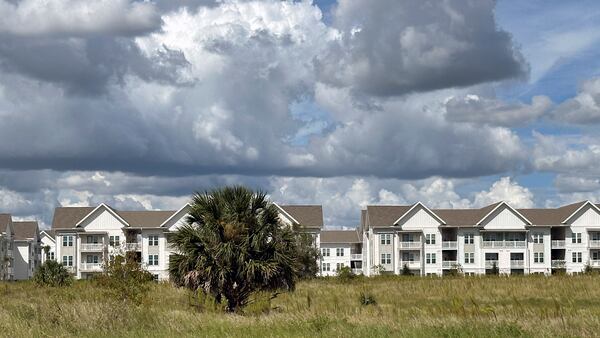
(401, 264), (412, 276)
(33, 260), (73, 287)
(336, 266), (355, 282)
(359, 291), (377, 306)
(95, 253), (153, 305)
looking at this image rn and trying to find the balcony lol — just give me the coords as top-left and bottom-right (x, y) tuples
(398, 241), (421, 249)
(485, 260), (498, 269)
(80, 262), (102, 272)
(551, 260), (566, 268)
(482, 240), (526, 249)
(551, 240), (565, 249)
(124, 242), (142, 251)
(399, 261), (420, 269)
(350, 254), (362, 260)
(510, 260), (525, 268)
(352, 268), (363, 275)
(64, 266), (76, 273)
(589, 240), (600, 249)
(80, 243), (105, 252)
(442, 260), (458, 269)
(590, 260), (600, 267)
(442, 241), (457, 249)
(6, 250), (12, 258)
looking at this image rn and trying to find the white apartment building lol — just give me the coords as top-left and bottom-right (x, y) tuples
(361, 200), (600, 276)
(39, 230), (56, 264)
(50, 203), (323, 281)
(0, 214), (15, 281)
(12, 221), (41, 280)
(319, 230), (363, 276)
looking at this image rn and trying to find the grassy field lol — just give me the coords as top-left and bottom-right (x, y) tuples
(1, 275), (600, 337)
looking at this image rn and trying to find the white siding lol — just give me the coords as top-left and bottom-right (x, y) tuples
(79, 208), (127, 230)
(398, 207), (442, 229)
(481, 206), (527, 230)
(569, 204), (600, 227)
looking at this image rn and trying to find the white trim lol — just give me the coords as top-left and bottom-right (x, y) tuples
(39, 230), (55, 243)
(476, 201), (532, 226)
(74, 203), (129, 228)
(273, 203), (300, 225)
(159, 203), (192, 228)
(392, 202), (446, 226)
(562, 201), (600, 224)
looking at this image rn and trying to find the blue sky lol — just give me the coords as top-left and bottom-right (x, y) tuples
(0, 0), (600, 227)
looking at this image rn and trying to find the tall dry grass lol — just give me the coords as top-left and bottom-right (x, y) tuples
(1, 275), (600, 337)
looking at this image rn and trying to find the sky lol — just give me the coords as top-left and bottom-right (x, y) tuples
(1, 0), (600, 228)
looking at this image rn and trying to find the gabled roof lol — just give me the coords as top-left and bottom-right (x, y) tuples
(275, 204), (323, 229)
(0, 214), (13, 234)
(365, 205), (412, 227)
(52, 205), (178, 230)
(39, 230), (56, 241)
(320, 229), (361, 244)
(75, 203), (129, 227)
(159, 203), (191, 228)
(393, 202), (446, 225)
(13, 221), (39, 241)
(561, 200), (600, 224)
(475, 201), (532, 226)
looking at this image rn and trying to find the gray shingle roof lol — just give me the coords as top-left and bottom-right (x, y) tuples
(0, 214), (12, 234)
(13, 221), (38, 240)
(52, 206), (177, 229)
(320, 230), (361, 243)
(278, 205), (323, 229)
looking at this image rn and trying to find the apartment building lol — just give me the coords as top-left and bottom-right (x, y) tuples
(319, 230), (363, 276)
(12, 221), (41, 280)
(0, 214), (15, 280)
(49, 203), (323, 281)
(39, 230), (56, 264)
(361, 200), (600, 276)
(51, 203), (190, 281)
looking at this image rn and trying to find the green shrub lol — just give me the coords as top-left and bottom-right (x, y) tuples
(33, 260), (73, 287)
(95, 253), (153, 305)
(336, 266), (355, 282)
(401, 263), (412, 276)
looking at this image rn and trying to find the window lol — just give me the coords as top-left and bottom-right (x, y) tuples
(402, 233), (412, 242)
(336, 263), (344, 271)
(572, 233), (582, 244)
(593, 251), (600, 261)
(109, 235), (120, 247)
(532, 233), (544, 244)
(464, 233), (474, 244)
(380, 253), (391, 265)
(148, 254), (159, 266)
(86, 235), (99, 244)
(49, 252), (55, 261)
(534, 252), (544, 263)
(426, 253), (436, 264)
(62, 255), (73, 267)
(402, 252), (415, 262)
(149, 235), (159, 246)
(321, 248), (330, 257)
(86, 255), (99, 264)
(464, 252), (474, 264)
(322, 263), (330, 272)
(152, 274), (159, 281)
(380, 234), (391, 245)
(62, 236), (73, 247)
(572, 252), (582, 263)
(425, 234), (436, 245)
(336, 248), (344, 257)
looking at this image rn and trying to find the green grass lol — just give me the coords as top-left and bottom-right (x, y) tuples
(1, 275), (600, 337)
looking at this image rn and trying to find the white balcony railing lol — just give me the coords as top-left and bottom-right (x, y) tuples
(442, 260), (458, 269)
(398, 241), (421, 249)
(352, 268), (363, 275)
(350, 254), (362, 260)
(589, 240), (600, 249)
(485, 260), (498, 268)
(442, 241), (457, 249)
(124, 242), (142, 251)
(482, 240), (526, 248)
(399, 261), (420, 269)
(80, 243), (105, 252)
(590, 260), (600, 267)
(551, 260), (566, 268)
(551, 240), (565, 248)
(80, 262), (102, 271)
(510, 260), (525, 268)
(64, 265), (76, 273)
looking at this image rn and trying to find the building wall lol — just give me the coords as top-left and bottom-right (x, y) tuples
(13, 242), (29, 280)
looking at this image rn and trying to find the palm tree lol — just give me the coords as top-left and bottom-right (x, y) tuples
(169, 186), (298, 312)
